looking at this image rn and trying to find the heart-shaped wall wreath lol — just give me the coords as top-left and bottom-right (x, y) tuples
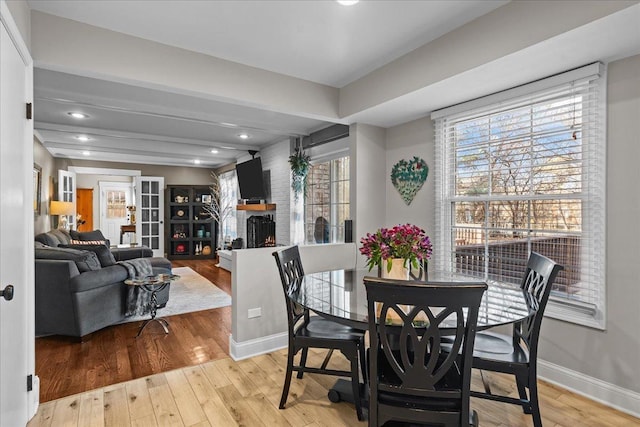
(391, 156), (429, 205)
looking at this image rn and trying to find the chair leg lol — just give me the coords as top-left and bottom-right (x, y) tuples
(280, 348), (295, 409)
(369, 387), (378, 427)
(297, 347), (309, 379)
(515, 374), (532, 414)
(350, 349), (364, 421)
(529, 379), (543, 427)
(358, 340), (367, 383)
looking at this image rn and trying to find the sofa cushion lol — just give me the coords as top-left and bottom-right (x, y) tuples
(35, 229), (72, 247)
(35, 246), (101, 272)
(60, 244), (116, 267)
(70, 229), (107, 242)
(111, 246), (153, 261)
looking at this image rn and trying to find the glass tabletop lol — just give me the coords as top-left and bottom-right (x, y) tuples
(124, 274), (181, 286)
(290, 269), (534, 330)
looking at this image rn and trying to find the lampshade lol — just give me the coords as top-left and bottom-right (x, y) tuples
(50, 201), (74, 216)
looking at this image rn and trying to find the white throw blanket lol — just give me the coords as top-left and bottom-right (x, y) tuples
(119, 258), (154, 316)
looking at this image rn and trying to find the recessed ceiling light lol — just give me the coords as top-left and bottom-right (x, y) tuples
(75, 135), (90, 142)
(238, 133), (250, 140)
(337, 0), (359, 5)
(68, 112), (89, 119)
(82, 151), (91, 156)
(210, 149), (219, 154)
(194, 159), (201, 164)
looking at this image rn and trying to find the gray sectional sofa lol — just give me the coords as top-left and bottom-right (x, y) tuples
(35, 229), (172, 341)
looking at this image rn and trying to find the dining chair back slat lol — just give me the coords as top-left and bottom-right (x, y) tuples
(364, 276), (487, 427)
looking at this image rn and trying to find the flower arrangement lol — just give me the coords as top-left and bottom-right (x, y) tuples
(359, 224), (433, 273)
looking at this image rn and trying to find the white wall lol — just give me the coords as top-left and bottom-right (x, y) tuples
(230, 243), (357, 360)
(385, 117), (434, 232)
(350, 123), (387, 268)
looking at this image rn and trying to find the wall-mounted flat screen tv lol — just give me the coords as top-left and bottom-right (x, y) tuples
(236, 157), (267, 200)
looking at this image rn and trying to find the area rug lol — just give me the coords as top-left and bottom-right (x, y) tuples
(120, 266), (231, 323)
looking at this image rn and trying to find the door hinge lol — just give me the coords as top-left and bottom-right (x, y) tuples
(26, 103), (33, 120)
(27, 374), (33, 391)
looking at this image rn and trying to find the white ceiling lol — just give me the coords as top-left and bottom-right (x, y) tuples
(27, 1), (640, 168)
(28, 0), (507, 87)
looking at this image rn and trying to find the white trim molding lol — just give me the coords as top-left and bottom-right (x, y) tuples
(229, 332), (287, 361)
(538, 359), (640, 419)
(69, 166), (141, 177)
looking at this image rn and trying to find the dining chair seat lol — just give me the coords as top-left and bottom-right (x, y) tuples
(473, 331), (529, 363)
(297, 317), (364, 341)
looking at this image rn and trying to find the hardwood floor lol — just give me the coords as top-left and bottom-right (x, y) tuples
(29, 348), (640, 427)
(33, 259), (639, 426)
(35, 259), (232, 403)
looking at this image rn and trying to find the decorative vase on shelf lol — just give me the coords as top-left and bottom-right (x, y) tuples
(380, 258), (410, 280)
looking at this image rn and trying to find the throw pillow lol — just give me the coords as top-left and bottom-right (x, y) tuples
(60, 244), (116, 267)
(35, 247), (101, 272)
(69, 239), (107, 246)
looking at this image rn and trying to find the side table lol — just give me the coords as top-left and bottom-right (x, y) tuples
(125, 274), (180, 337)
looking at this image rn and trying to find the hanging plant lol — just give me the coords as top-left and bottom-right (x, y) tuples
(289, 147), (311, 201)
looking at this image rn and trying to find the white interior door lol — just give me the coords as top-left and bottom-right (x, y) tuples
(99, 181), (133, 244)
(0, 9), (34, 425)
(135, 176), (165, 257)
(58, 169), (76, 230)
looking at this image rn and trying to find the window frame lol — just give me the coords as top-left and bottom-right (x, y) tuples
(432, 63), (607, 329)
(303, 154), (350, 245)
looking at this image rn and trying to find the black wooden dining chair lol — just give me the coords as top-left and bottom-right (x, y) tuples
(272, 246), (366, 420)
(364, 276), (487, 427)
(471, 251), (563, 427)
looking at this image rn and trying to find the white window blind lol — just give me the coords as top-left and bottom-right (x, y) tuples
(433, 63), (606, 329)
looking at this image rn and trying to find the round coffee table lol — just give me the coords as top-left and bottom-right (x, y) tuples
(125, 273), (180, 337)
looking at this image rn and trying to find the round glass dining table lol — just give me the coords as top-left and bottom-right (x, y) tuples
(289, 269), (535, 331)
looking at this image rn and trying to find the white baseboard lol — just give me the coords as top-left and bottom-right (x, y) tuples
(538, 359), (640, 419)
(229, 332), (288, 361)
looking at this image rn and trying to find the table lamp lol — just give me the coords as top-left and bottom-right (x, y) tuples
(50, 200), (74, 230)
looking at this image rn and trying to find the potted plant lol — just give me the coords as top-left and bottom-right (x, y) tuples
(289, 147), (311, 202)
(359, 224), (433, 279)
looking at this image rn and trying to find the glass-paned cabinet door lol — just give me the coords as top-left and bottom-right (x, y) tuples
(135, 176), (164, 257)
(58, 169), (76, 230)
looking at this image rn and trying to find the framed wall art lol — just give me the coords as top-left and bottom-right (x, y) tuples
(33, 163), (42, 216)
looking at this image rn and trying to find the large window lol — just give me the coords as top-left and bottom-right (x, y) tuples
(433, 63), (606, 328)
(304, 156), (350, 244)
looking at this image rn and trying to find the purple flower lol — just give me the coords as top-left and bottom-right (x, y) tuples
(359, 223), (433, 272)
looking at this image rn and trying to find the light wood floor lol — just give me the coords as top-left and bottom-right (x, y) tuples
(29, 347), (640, 427)
(32, 259), (639, 426)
